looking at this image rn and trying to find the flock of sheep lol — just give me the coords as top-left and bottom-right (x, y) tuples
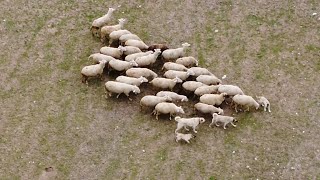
(81, 7), (271, 144)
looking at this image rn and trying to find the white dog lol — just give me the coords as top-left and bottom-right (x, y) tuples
(175, 133), (195, 143)
(175, 116), (205, 133)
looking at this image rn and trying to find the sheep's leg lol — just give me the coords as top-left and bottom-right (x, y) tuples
(186, 140), (190, 143)
(192, 126), (198, 134)
(116, 93), (121, 98)
(175, 138), (179, 143)
(268, 104), (271, 113)
(246, 106), (250, 112)
(156, 112), (159, 120)
(81, 75), (87, 84)
(230, 122), (237, 127)
(223, 123), (227, 129)
(235, 104), (238, 113)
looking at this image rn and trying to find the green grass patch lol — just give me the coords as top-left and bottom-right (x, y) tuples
(155, 147), (168, 161)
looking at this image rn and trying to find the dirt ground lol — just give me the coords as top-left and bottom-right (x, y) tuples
(1, 0), (320, 179)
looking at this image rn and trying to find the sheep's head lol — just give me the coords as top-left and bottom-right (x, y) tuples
(195, 59), (199, 66)
(108, 8), (115, 13)
(119, 18), (127, 26)
(177, 106), (185, 114)
(182, 42), (191, 48)
(174, 77), (183, 83)
(233, 118), (238, 123)
(221, 92), (228, 97)
(139, 76), (148, 83)
(218, 108), (224, 115)
(154, 49), (161, 53)
(133, 86), (141, 94)
(118, 45), (126, 53)
(164, 95), (172, 102)
(181, 96), (188, 102)
(199, 118), (206, 124)
(186, 69), (195, 76)
(130, 60), (139, 67)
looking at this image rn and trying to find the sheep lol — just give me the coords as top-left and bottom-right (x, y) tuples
(119, 33), (142, 44)
(140, 95), (172, 108)
(108, 59), (138, 72)
(118, 45), (142, 56)
(175, 133), (195, 144)
(152, 102), (185, 120)
(81, 60), (107, 85)
(125, 39), (149, 50)
(199, 93), (228, 106)
(232, 94), (259, 112)
(163, 69), (195, 81)
(175, 116), (205, 133)
(126, 68), (158, 79)
(189, 67), (213, 77)
(196, 75), (222, 85)
(100, 46), (124, 59)
(218, 85), (244, 96)
(256, 96), (271, 112)
(115, 76), (148, 86)
(176, 56), (198, 67)
(209, 113), (237, 129)
(162, 43), (191, 60)
(91, 8), (115, 37)
(124, 51), (153, 62)
(182, 81), (206, 92)
(156, 91), (188, 102)
(109, 29), (131, 45)
(105, 81), (140, 100)
(162, 62), (188, 71)
(194, 85), (220, 96)
(148, 44), (169, 52)
(88, 53), (116, 64)
(194, 102), (224, 115)
(100, 18), (127, 42)
(149, 77), (183, 90)
(135, 49), (161, 67)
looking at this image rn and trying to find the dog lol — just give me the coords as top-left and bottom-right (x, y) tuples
(175, 116), (205, 133)
(175, 132), (196, 143)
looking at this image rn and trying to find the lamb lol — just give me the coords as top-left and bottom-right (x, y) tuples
(175, 133), (195, 144)
(199, 93), (228, 106)
(81, 60), (107, 84)
(153, 102), (185, 120)
(109, 29), (131, 45)
(135, 49), (161, 67)
(162, 43), (191, 60)
(126, 68), (158, 79)
(100, 46), (124, 59)
(194, 85), (220, 96)
(124, 51), (153, 62)
(119, 34), (142, 44)
(140, 95), (172, 108)
(105, 81), (140, 100)
(148, 44), (169, 52)
(149, 77), (183, 90)
(232, 94), (259, 112)
(175, 116), (205, 133)
(108, 59), (138, 72)
(91, 8), (115, 37)
(115, 76), (148, 86)
(125, 39), (149, 50)
(156, 91), (188, 102)
(194, 102), (224, 115)
(118, 45), (142, 56)
(163, 69), (195, 81)
(88, 53), (116, 64)
(196, 75), (222, 85)
(162, 62), (188, 71)
(189, 67), (213, 76)
(176, 56), (198, 67)
(182, 81), (206, 92)
(218, 85), (244, 96)
(100, 18), (127, 42)
(209, 113), (237, 129)
(256, 96), (271, 112)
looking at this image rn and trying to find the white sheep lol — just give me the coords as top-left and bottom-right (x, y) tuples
(115, 76), (148, 86)
(140, 95), (172, 108)
(108, 59), (138, 72)
(109, 29), (131, 45)
(199, 93), (228, 106)
(189, 67), (213, 77)
(175, 133), (195, 144)
(194, 85), (220, 96)
(163, 69), (195, 81)
(175, 116), (205, 133)
(149, 77), (183, 90)
(91, 8), (115, 37)
(126, 68), (158, 79)
(256, 96), (271, 112)
(162, 62), (188, 71)
(135, 49), (161, 67)
(162, 43), (191, 60)
(125, 39), (149, 50)
(156, 91), (188, 102)
(232, 94), (259, 112)
(153, 102), (185, 120)
(194, 102), (224, 115)
(119, 33), (142, 44)
(118, 45), (142, 56)
(100, 18), (127, 42)
(81, 60), (107, 84)
(88, 53), (116, 64)
(124, 51), (153, 62)
(209, 113), (237, 129)
(175, 56), (198, 67)
(100, 46), (124, 59)
(196, 75), (222, 85)
(218, 85), (244, 96)
(105, 81), (140, 100)
(182, 81), (206, 92)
